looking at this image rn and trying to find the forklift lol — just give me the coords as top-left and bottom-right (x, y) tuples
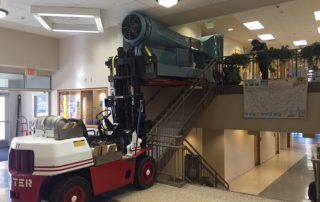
(9, 47), (156, 202)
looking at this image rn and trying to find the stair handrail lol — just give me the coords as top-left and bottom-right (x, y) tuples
(148, 58), (218, 136)
(184, 139), (229, 190)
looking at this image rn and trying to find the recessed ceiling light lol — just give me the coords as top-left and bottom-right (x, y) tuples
(293, 40), (307, 46)
(157, 0), (180, 8)
(227, 28), (234, 31)
(31, 6), (104, 33)
(0, 8), (8, 19)
(243, 21), (264, 30)
(314, 11), (320, 21)
(258, 34), (275, 41)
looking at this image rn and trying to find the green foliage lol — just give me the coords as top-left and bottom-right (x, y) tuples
(222, 53), (248, 84)
(269, 46), (294, 60)
(224, 53), (250, 68)
(222, 65), (241, 85)
(300, 42), (320, 68)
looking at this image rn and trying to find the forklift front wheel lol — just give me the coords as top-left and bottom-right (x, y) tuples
(49, 176), (92, 202)
(134, 156), (157, 189)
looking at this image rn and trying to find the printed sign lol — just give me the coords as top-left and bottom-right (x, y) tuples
(244, 79), (308, 118)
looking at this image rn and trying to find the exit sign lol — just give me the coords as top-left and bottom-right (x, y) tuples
(25, 67), (37, 76)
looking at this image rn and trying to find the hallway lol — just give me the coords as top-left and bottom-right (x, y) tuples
(229, 138), (315, 201)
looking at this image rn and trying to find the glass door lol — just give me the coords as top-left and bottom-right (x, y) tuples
(0, 94), (8, 145)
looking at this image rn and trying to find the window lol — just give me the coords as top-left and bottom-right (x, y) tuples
(34, 93), (49, 117)
(58, 88), (108, 125)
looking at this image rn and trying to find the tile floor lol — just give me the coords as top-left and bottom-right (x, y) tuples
(229, 141), (310, 195)
(0, 139), (315, 202)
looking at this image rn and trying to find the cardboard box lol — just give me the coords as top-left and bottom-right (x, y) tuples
(92, 145), (102, 157)
(95, 151), (122, 165)
(107, 144), (117, 153)
(101, 144), (108, 156)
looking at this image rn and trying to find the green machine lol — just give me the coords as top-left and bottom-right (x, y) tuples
(119, 12), (223, 84)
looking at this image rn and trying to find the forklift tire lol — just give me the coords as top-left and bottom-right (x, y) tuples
(49, 176), (92, 202)
(134, 156), (157, 190)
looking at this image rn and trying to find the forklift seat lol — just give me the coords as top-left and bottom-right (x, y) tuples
(67, 118), (96, 137)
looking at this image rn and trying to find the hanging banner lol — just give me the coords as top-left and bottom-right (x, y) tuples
(244, 79), (308, 118)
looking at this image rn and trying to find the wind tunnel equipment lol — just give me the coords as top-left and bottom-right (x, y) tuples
(120, 12), (223, 80)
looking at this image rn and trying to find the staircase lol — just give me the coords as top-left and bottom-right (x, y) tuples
(147, 58), (229, 190)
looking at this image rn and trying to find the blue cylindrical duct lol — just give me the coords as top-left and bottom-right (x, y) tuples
(122, 12), (191, 48)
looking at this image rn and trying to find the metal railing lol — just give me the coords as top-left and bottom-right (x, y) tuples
(148, 139), (229, 190)
(147, 57), (229, 189)
(214, 50), (320, 85)
(184, 139), (229, 190)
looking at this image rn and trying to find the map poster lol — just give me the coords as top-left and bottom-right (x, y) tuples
(243, 79), (308, 119)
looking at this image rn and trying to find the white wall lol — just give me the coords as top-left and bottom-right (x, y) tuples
(8, 92), (18, 144)
(51, 26), (123, 115)
(260, 131), (276, 163)
(224, 130), (254, 181)
(186, 128), (203, 155)
(280, 132), (288, 149)
(170, 23), (202, 38)
(203, 129), (225, 177)
(0, 27), (59, 70)
(224, 37), (244, 56)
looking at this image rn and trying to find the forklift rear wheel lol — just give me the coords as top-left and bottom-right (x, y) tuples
(134, 156), (157, 189)
(49, 176), (92, 202)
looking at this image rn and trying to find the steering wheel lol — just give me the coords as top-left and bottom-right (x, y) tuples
(96, 109), (114, 135)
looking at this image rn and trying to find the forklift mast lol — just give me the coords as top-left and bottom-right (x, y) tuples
(105, 47), (152, 147)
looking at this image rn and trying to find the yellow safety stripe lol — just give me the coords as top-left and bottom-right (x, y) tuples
(144, 46), (152, 57)
(112, 55), (116, 75)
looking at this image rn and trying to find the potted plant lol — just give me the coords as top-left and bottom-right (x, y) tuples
(300, 42), (320, 71)
(222, 53), (250, 85)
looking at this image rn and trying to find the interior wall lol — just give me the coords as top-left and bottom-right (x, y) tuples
(224, 130), (254, 182)
(197, 93), (320, 134)
(260, 131), (276, 163)
(280, 132), (288, 149)
(20, 91), (33, 126)
(224, 37), (244, 56)
(186, 128), (203, 155)
(203, 129), (225, 177)
(8, 92), (18, 144)
(144, 87), (183, 121)
(170, 22), (202, 38)
(0, 27), (59, 70)
(51, 26), (123, 115)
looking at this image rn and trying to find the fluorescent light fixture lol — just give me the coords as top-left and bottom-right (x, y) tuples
(34, 15), (52, 30)
(0, 8), (8, 19)
(52, 29), (100, 33)
(31, 6), (104, 33)
(157, 0), (180, 8)
(318, 27), (320, 34)
(37, 13), (94, 18)
(227, 28), (234, 31)
(243, 21), (264, 30)
(94, 16), (104, 33)
(314, 11), (320, 21)
(258, 34), (275, 41)
(293, 40), (307, 46)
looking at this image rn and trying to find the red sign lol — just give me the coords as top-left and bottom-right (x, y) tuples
(25, 67), (37, 76)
